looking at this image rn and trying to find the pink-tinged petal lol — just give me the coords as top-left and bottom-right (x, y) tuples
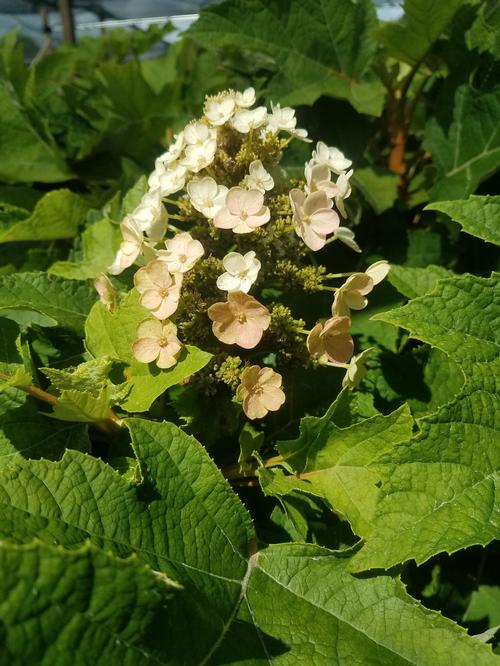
(310, 208), (340, 234)
(259, 367), (282, 387)
(121, 241), (140, 256)
(141, 290), (163, 310)
(134, 267), (155, 292)
(325, 336), (354, 365)
(302, 226), (327, 251)
(207, 301), (233, 324)
(156, 346), (179, 369)
(289, 188), (306, 212)
(261, 385), (286, 411)
(136, 319), (163, 338)
(151, 297), (179, 320)
(307, 323), (324, 357)
(247, 206), (271, 228)
(148, 260), (174, 288)
(214, 208), (238, 229)
(344, 291), (369, 310)
(243, 394), (268, 420)
(133, 337), (159, 363)
(234, 320), (265, 349)
(232, 219), (255, 234)
(225, 187), (249, 214)
(242, 189), (265, 214)
(304, 190), (332, 214)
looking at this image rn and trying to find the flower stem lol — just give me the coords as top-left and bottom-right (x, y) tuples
(163, 197), (181, 207)
(318, 285), (338, 292)
(168, 213), (186, 221)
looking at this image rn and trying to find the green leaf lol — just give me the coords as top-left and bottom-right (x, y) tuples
(51, 386), (112, 423)
(211, 543), (499, 665)
(0, 80), (72, 183)
(426, 195), (500, 246)
(0, 272), (97, 334)
(466, 0), (500, 59)
(0, 540), (179, 665)
(0, 190), (88, 244)
(350, 274), (500, 571)
(464, 585), (500, 626)
(273, 405), (414, 534)
(0, 386), (89, 461)
(424, 84), (500, 200)
(376, 0), (463, 65)
(50, 217), (121, 280)
(0, 316), (31, 390)
(0, 418), (255, 664)
(0, 419), (496, 664)
(353, 167), (399, 214)
(85, 291), (212, 412)
(389, 264), (455, 299)
(189, 0), (385, 116)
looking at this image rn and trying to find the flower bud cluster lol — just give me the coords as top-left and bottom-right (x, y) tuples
(100, 88), (389, 420)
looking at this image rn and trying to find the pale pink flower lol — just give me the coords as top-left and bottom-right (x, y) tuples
(332, 261), (390, 317)
(214, 187), (270, 234)
(108, 216), (143, 275)
(304, 162), (337, 197)
(289, 189), (339, 251)
(236, 365), (286, 420)
(307, 316), (354, 365)
(207, 292), (270, 349)
(132, 319), (182, 369)
(134, 260), (182, 320)
(158, 232), (204, 274)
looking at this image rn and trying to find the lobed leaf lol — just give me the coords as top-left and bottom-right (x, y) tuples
(189, 0), (385, 115)
(426, 195), (500, 246)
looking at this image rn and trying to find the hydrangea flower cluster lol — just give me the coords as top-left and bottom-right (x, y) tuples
(101, 88), (389, 420)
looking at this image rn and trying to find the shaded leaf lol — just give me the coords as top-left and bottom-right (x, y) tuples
(189, 0), (385, 115)
(426, 195), (500, 246)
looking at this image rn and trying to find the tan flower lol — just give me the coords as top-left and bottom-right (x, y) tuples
(94, 274), (117, 310)
(332, 261), (390, 317)
(134, 260), (182, 320)
(236, 365), (285, 419)
(207, 292), (270, 349)
(214, 187), (270, 234)
(132, 319), (182, 369)
(307, 316), (353, 365)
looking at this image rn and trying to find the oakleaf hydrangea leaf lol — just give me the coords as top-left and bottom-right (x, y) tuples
(424, 84), (500, 200)
(426, 195), (500, 246)
(350, 274), (500, 571)
(0, 540), (180, 665)
(0, 420), (496, 665)
(189, 0), (385, 115)
(376, 0), (463, 65)
(85, 290), (212, 412)
(389, 264), (454, 299)
(0, 272), (97, 334)
(0, 189), (88, 243)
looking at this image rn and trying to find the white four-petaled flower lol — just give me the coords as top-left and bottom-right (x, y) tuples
(243, 160), (274, 193)
(216, 251), (261, 293)
(158, 232), (204, 274)
(187, 177), (228, 219)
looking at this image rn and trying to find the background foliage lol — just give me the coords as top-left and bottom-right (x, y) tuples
(0, 0), (499, 663)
